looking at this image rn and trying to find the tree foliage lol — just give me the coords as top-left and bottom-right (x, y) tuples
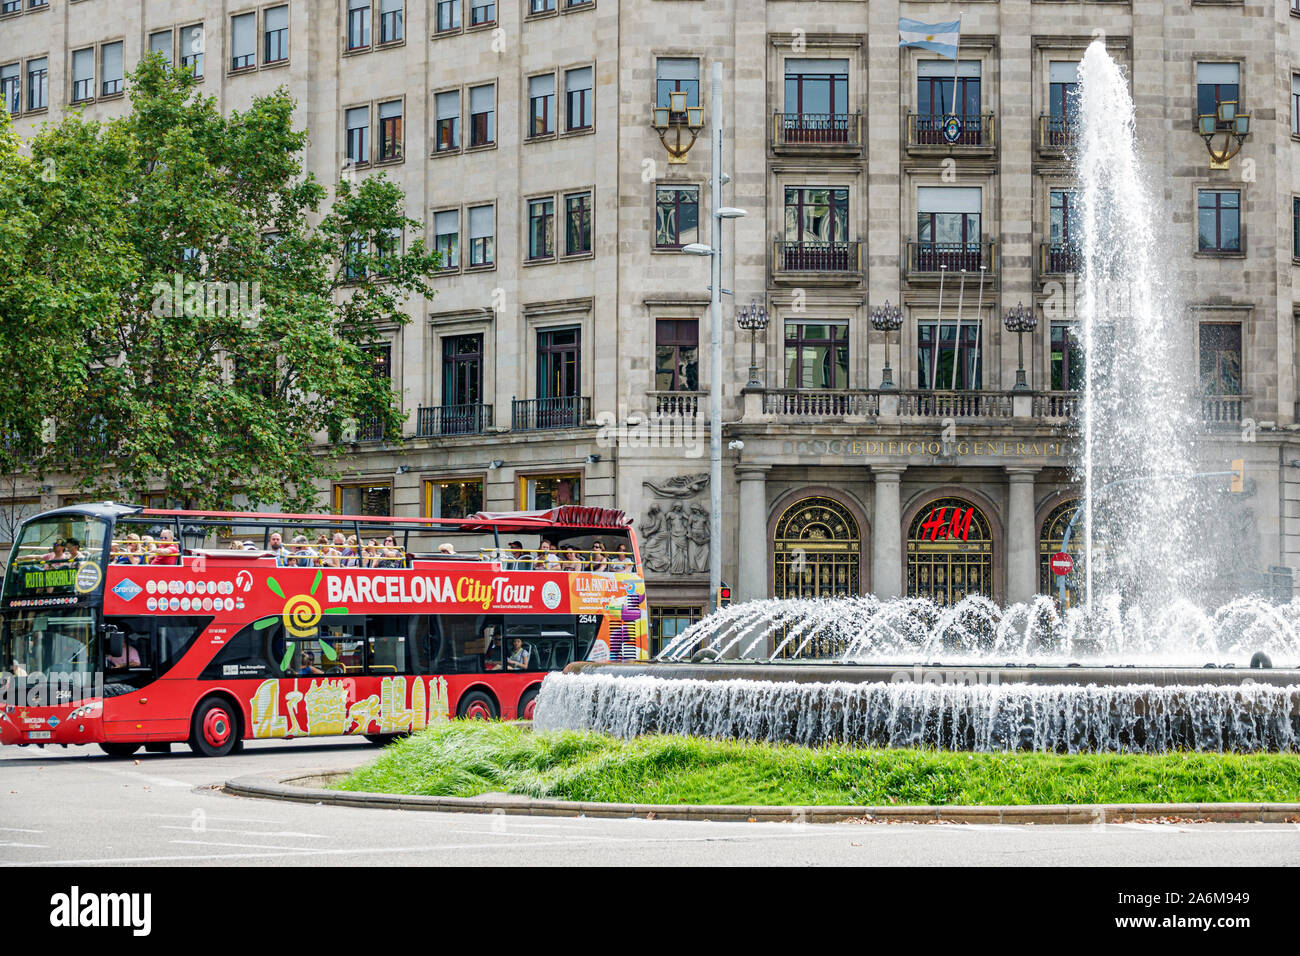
(0, 56), (438, 511)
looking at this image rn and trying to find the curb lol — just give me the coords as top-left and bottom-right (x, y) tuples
(223, 769), (1300, 825)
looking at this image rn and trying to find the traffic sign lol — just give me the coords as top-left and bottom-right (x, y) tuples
(1049, 552), (1074, 576)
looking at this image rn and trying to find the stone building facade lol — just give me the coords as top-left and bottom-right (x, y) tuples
(3, 0), (1299, 651)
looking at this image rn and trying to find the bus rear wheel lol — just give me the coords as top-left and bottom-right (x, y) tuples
(457, 691), (498, 720)
(189, 696), (240, 758)
(517, 687), (540, 721)
(99, 742), (141, 758)
(364, 733), (406, 746)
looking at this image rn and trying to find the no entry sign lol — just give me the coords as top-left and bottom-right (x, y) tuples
(1050, 552), (1074, 576)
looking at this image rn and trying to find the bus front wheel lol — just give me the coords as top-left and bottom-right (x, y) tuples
(517, 687), (540, 721)
(99, 742), (141, 758)
(189, 696), (241, 758)
(457, 691), (498, 720)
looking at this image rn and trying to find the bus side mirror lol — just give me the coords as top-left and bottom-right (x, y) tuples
(104, 625), (123, 660)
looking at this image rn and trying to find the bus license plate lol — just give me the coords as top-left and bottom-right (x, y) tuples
(28, 731), (51, 740)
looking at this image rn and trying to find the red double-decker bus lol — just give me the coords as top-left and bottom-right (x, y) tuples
(0, 503), (645, 757)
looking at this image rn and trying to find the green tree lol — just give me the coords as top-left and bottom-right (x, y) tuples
(0, 56), (438, 511)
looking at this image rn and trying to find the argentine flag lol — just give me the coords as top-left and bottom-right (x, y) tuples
(898, 18), (960, 59)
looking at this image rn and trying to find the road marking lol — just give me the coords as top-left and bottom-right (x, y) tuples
(0, 827), (43, 834)
(86, 765), (193, 789)
(0, 842), (46, 848)
(159, 826), (330, 839)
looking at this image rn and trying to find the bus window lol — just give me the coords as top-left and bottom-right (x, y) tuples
(435, 615), (502, 674)
(103, 616), (153, 689)
(155, 617), (211, 674)
(366, 615), (410, 675)
(316, 619), (364, 675)
(411, 616), (440, 673)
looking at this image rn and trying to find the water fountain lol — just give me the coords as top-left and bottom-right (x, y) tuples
(535, 42), (1300, 752)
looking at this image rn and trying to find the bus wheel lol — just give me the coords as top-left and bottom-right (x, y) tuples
(364, 733), (405, 746)
(190, 697), (240, 758)
(99, 742), (141, 758)
(517, 688), (540, 721)
(457, 691), (498, 720)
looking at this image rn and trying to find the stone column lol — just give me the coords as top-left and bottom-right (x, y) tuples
(735, 464), (770, 655)
(1005, 467), (1041, 605)
(871, 466), (906, 598)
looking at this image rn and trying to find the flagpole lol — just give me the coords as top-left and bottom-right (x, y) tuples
(950, 270), (966, 390)
(970, 266), (986, 389)
(949, 14), (962, 124)
(931, 265), (946, 390)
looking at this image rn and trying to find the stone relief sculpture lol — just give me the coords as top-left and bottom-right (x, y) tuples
(639, 474), (710, 576)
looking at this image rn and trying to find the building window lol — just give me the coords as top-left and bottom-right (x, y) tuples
(425, 478), (483, 519)
(1292, 74), (1300, 136)
(377, 99), (402, 161)
(0, 0), (17, 12)
(148, 31), (173, 67)
(656, 58), (699, 121)
(99, 42), (123, 96)
(785, 322), (848, 390)
(442, 334), (483, 410)
(469, 84), (495, 146)
(470, 0), (495, 24)
(527, 198), (555, 260)
(379, 0), (403, 42)
(435, 0), (460, 32)
(264, 5), (289, 64)
(1047, 188), (1078, 271)
(1293, 197), (1299, 260)
(434, 209), (459, 270)
(230, 12), (256, 70)
(649, 605), (702, 657)
(354, 345), (392, 440)
(435, 90), (460, 151)
(26, 57), (46, 111)
(1197, 189), (1240, 253)
(784, 57), (849, 140)
(529, 73), (555, 136)
(537, 328), (580, 400)
(334, 483), (392, 516)
(906, 497), (993, 604)
(520, 474), (580, 510)
(375, 226), (401, 275)
(1, 64), (19, 114)
(916, 185), (982, 271)
(1199, 324), (1242, 396)
(71, 47), (95, 102)
(917, 60), (981, 143)
(917, 317), (981, 390)
(529, 0), (556, 13)
(343, 234), (368, 280)
(655, 186), (699, 249)
(345, 106), (370, 166)
(565, 191), (592, 255)
(784, 187), (849, 245)
(1047, 61), (1079, 145)
(180, 24), (205, 78)
(565, 66), (593, 131)
(1050, 323), (1082, 391)
(347, 0), (370, 50)
(655, 319), (699, 391)
(1196, 62), (1239, 126)
(468, 204), (495, 266)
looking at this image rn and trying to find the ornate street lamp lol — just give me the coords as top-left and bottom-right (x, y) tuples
(651, 90), (706, 165)
(1003, 301), (1038, 392)
(870, 299), (904, 390)
(736, 298), (769, 389)
(1196, 101), (1251, 170)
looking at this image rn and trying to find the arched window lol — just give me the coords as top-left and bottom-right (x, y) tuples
(1039, 499), (1082, 607)
(906, 496), (993, 605)
(773, 496), (860, 600)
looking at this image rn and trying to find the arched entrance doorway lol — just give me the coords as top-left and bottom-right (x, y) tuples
(773, 496), (861, 600)
(1039, 499), (1082, 608)
(906, 496), (993, 605)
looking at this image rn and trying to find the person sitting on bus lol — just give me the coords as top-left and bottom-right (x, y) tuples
(113, 533), (143, 564)
(289, 535), (317, 567)
(482, 626), (502, 671)
(151, 529), (180, 566)
(41, 539), (70, 567)
(588, 540), (609, 572)
(378, 537), (403, 567)
(361, 540), (380, 567)
(320, 534), (343, 569)
(106, 641), (142, 671)
(268, 531), (287, 566)
(505, 540), (531, 571)
(438, 543), (456, 556)
(607, 543), (634, 573)
(506, 638), (531, 670)
(342, 535), (360, 567)
(295, 650), (323, 676)
(536, 540), (561, 570)
(561, 548), (583, 573)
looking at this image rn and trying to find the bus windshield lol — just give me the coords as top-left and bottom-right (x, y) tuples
(3, 514), (110, 598)
(2, 608), (98, 676)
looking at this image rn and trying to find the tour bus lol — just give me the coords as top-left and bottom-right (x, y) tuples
(0, 503), (645, 757)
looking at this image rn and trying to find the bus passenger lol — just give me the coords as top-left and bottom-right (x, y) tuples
(561, 548), (583, 573)
(362, 540), (380, 567)
(507, 638), (530, 670)
(506, 540), (531, 571)
(438, 543), (456, 555)
(114, 533), (143, 564)
(140, 535), (158, 564)
(151, 529), (180, 566)
(588, 540), (608, 572)
(41, 539), (70, 567)
(608, 543), (633, 573)
(379, 537), (402, 567)
(289, 535), (317, 567)
(342, 535), (360, 567)
(536, 540), (561, 570)
(268, 531), (287, 566)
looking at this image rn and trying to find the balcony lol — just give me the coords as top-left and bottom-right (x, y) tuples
(771, 112), (862, 155)
(1038, 241), (1080, 276)
(905, 241), (996, 282)
(1032, 392), (1078, 420)
(1202, 394), (1248, 425)
(416, 403), (493, 437)
(649, 391), (703, 418)
(772, 240), (862, 285)
(511, 395), (591, 431)
(354, 412), (387, 442)
(763, 389), (879, 419)
(905, 113), (996, 156)
(897, 390), (1013, 419)
(1036, 114), (1073, 158)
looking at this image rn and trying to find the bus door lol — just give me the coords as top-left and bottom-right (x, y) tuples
(102, 615), (211, 736)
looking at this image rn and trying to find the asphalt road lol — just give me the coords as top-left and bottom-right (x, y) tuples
(1, 739), (1298, 866)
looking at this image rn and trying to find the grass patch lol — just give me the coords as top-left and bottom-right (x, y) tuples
(332, 722), (1300, 806)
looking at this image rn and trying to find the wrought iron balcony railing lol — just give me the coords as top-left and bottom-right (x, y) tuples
(354, 412), (387, 442)
(906, 112), (996, 149)
(1037, 114), (1073, 153)
(772, 111), (862, 148)
(906, 240), (995, 275)
(773, 239), (861, 275)
(1039, 241), (1080, 275)
(511, 395), (591, 431)
(416, 403), (493, 437)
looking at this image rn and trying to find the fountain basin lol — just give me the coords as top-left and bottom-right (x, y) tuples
(536, 663), (1300, 753)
